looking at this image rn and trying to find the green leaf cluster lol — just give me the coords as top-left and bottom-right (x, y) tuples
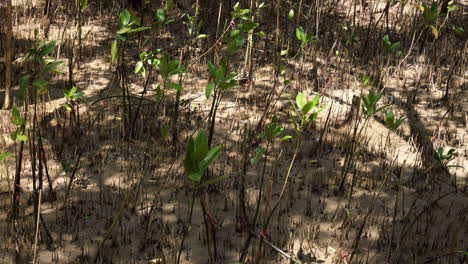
(293, 92), (327, 127)
(361, 90), (389, 117)
(64, 87), (85, 112)
(135, 50), (161, 77)
(206, 58), (237, 98)
(382, 34), (400, 53)
(296, 26), (319, 48)
(184, 129), (224, 184)
(384, 110), (406, 131)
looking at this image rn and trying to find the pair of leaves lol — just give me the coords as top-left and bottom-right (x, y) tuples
(295, 92), (327, 121)
(384, 110), (406, 131)
(436, 147), (457, 161)
(64, 87), (85, 111)
(296, 27), (319, 47)
(231, 2), (250, 20)
(206, 59), (237, 98)
(361, 90), (389, 117)
(419, 1), (439, 23)
(11, 107), (28, 142)
(184, 129), (223, 183)
(382, 34), (401, 53)
(112, 9), (149, 60)
(290, 92), (327, 132)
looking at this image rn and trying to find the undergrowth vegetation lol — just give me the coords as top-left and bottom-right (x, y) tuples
(0, 0), (466, 263)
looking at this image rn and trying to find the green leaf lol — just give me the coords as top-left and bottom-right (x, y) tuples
(206, 83), (215, 99)
(255, 31), (266, 38)
(64, 104), (72, 112)
(390, 42), (400, 51)
(430, 25), (439, 39)
(215, 64), (226, 81)
(385, 109), (395, 127)
(250, 147), (265, 165)
(80, 0), (88, 10)
(156, 8), (165, 23)
(184, 137), (199, 180)
(198, 175), (229, 189)
(128, 26), (150, 33)
(119, 9), (131, 28)
(0, 152), (12, 161)
(111, 40), (118, 64)
(227, 35), (244, 55)
(135, 61), (143, 73)
(38, 41), (56, 58)
(296, 27), (305, 42)
(117, 26), (131, 35)
(166, 83), (183, 92)
(194, 129), (209, 162)
(42, 61), (63, 73)
(310, 105), (328, 120)
(200, 146), (223, 171)
(288, 9), (295, 20)
(12, 106), (21, 122)
(296, 92), (306, 110)
(238, 22), (259, 32)
(16, 134), (28, 141)
(280, 135), (292, 142)
(197, 34), (208, 39)
(208, 61), (216, 77)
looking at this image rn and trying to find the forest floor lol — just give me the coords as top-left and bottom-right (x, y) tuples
(0, 1), (467, 264)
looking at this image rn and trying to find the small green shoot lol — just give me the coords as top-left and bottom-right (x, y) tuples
(435, 147), (462, 168)
(64, 87), (85, 112)
(361, 90), (389, 117)
(291, 92), (327, 131)
(382, 34), (400, 53)
(384, 109), (406, 131)
(295, 26), (318, 48)
(184, 128), (224, 185)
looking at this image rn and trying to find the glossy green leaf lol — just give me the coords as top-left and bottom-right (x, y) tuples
(288, 9), (295, 20)
(296, 92), (306, 110)
(119, 9), (131, 28)
(198, 175), (229, 189)
(135, 61), (143, 73)
(128, 26), (150, 33)
(200, 146), (223, 171)
(16, 134), (28, 141)
(156, 8), (165, 23)
(296, 27), (305, 42)
(206, 83), (215, 99)
(194, 129), (209, 162)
